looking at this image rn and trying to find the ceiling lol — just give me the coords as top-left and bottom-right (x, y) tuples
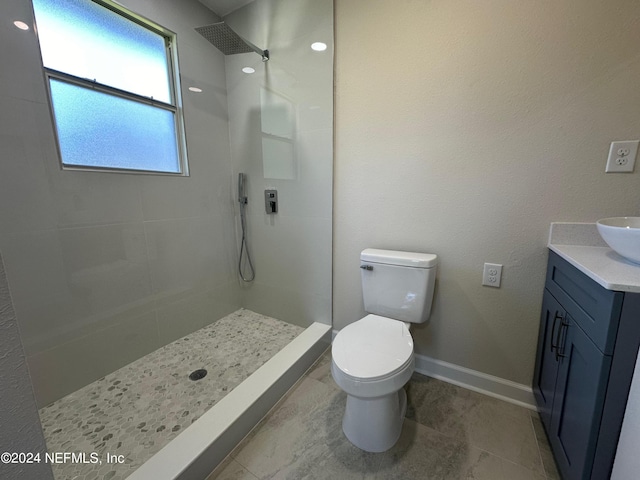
(198, 0), (255, 17)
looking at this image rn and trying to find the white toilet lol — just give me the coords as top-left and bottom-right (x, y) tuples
(331, 248), (438, 452)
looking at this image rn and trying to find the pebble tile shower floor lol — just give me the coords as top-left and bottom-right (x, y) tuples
(38, 309), (304, 480)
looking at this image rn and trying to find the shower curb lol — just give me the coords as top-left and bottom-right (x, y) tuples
(127, 322), (331, 480)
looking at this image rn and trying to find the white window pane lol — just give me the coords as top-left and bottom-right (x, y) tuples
(33, 0), (171, 103)
(50, 79), (180, 173)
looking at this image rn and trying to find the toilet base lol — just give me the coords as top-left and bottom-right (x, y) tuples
(342, 388), (407, 453)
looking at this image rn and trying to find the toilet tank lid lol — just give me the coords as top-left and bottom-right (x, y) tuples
(361, 249), (438, 268)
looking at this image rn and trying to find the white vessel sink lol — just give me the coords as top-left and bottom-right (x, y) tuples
(597, 217), (640, 265)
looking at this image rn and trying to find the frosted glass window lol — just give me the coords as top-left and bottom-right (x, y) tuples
(50, 79), (179, 173)
(31, 0), (187, 174)
(32, 0), (171, 102)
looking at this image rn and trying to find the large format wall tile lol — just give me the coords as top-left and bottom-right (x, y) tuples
(145, 215), (234, 299)
(0, 0), (242, 407)
(29, 311), (159, 408)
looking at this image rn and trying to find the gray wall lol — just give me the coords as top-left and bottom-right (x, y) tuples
(334, 0), (640, 386)
(0, 252), (53, 480)
(0, 0), (241, 407)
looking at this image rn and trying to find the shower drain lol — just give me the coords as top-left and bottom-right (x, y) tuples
(189, 369), (208, 381)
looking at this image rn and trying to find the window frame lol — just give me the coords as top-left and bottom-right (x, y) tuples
(35, 0), (189, 176)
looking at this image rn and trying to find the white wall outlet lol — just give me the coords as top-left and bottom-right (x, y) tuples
(606, 140), (638, 173)
(482, 263), (502, 288)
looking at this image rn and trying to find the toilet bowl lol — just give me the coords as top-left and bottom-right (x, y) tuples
(331, 249), (437, 452)
(331, 314), (414, 452)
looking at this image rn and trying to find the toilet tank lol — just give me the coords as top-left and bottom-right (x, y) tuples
(361, 249), (438, 324)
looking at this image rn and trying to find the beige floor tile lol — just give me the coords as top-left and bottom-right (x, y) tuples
(530, 411), (561, 479)
(208, 457), (258, 480)
(444, 447), (506, 480)
(500, 458), (547, 480)
(376, 419), (478, 480)
(406, 374), (543, 474)
(538, 447), (561, 480)
(233, 377), (381, 479)
(220, 356), (545, 480)
(305, 349), (337, 390)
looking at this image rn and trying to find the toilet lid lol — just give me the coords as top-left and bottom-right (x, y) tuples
(333, 314), (413, 380)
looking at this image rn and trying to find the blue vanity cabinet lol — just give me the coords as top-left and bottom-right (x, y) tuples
(533, 250), (640, 480)
(547, 314), (612, 479)
(532, 290), (565, 428)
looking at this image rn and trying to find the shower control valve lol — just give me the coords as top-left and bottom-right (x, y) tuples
(265, 189), (278, 214)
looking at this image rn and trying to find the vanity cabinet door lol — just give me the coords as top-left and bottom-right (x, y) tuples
(548, 317), (612, 480)
(533, 290), (565, 429)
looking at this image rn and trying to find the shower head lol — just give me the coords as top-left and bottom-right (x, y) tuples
(195, 22), (269, 62)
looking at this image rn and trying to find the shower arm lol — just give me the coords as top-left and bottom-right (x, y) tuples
(243, 39), (269, 62)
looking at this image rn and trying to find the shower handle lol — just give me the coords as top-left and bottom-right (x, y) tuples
(238, 173), (247, 204)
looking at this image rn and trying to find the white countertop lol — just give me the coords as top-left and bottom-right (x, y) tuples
(549, 223), (640, 293)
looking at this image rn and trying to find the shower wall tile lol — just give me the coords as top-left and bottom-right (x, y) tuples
(182, 98), (233, 139)
(243, 283), (331, 328)
(0, 131), (56, 235)
(0, 0), (242, 407)
(0, 16), (49, 104)
(28, 311), (159, 408)
(0, 223), (154, 356)
(139, 175), (217, 222)
(46, 170), (144, 228)
(248, 214), (332, 296)
(0, 229), (76, 343)
(138, 142), (233, 222)
(224, 0), (333, 329)
(139, 0), (221, 41)
(177, 36), (227, 90)
(225, 0), (332, 52)
(275, 128), (333, 219)
(145, 216), (234, 300)
(56, 223), (153, 313)
(156, 281), (240, 346)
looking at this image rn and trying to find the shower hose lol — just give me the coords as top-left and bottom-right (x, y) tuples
(238, 199), (255, 282)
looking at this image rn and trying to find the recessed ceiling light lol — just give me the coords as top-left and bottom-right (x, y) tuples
(311, 42), (327, 52)
(13, 21), (29, 31)
(188, 86), (203, 93)
(242, 67), (256, 74)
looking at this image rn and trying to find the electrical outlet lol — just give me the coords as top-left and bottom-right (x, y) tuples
(482, 263), (502, 288)
(606, 141), (638, 173)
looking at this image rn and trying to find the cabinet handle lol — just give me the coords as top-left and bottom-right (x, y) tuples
(550, 312), (563, 352)
(555, 319), (570, 360)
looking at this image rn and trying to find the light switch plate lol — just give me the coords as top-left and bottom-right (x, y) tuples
(606, 140), (638, 173)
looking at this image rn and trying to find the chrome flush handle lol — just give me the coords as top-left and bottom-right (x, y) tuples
(360, 265), (373, 271)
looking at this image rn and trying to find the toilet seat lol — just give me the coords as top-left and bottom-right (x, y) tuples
(332, 314), (414, 381)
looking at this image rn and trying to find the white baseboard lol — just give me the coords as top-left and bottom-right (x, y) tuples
(414, 353), (537, 410)
(331, 330), (536, 410)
